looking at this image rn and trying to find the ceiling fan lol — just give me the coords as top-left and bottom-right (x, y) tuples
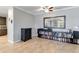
(37, 6), (54, 13)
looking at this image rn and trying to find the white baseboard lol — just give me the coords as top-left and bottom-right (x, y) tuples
(8, 39), (21, 44)
(8, 40), (14, 44)
(32, 35), (37, 37)
(15, 40), (21, 43)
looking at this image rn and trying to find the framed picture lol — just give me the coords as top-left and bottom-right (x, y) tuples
(43, 16), (66, 29)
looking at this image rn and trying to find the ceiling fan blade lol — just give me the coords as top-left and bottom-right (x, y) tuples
(49, 7), (53, 9)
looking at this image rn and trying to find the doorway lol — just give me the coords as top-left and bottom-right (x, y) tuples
(0, 16), (7, 44)
(0, 16), (7, 36)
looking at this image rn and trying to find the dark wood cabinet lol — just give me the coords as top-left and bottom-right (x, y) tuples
(0, 16), (7, 36)
(0, 29), (7, 36)
(0, 17), (6, 25)
(21, 28), (32, 42)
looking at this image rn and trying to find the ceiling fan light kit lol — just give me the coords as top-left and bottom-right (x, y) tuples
(42, 6), (54, 13)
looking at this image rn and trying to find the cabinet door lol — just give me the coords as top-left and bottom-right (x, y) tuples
(21, 29), (25, 41)
(21, 28), (32, 42)
(0, 17), (6, 25)
(73, 31), (79, 39)
(25, 29), (31, 39)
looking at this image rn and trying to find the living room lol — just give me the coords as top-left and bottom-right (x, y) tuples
(0, 6), (79, 53)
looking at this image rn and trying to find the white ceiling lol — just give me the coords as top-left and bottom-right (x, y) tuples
(16, 6), (73, 15)
(0, 6), (10, 17)
(0, 6), (77, 17)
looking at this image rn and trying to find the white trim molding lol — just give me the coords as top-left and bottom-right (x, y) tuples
(8, 40), (14, 44)
(54, 6), (79, 12)
(15, 40), (21, 43)
(8, 39), (21, 44)
(14, 6), (34, 16)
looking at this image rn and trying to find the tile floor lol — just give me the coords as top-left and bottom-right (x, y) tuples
(0, 35), (79, 53)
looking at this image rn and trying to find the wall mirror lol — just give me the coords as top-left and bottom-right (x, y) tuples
(43, 16), (66, 29)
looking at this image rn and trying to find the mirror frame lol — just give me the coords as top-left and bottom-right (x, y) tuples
(43, 15), (66, 29)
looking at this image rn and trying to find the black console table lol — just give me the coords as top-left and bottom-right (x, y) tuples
(37, 28), (79, 44)
(38, 28), (53, 39)
(21, 28), (32, 42)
